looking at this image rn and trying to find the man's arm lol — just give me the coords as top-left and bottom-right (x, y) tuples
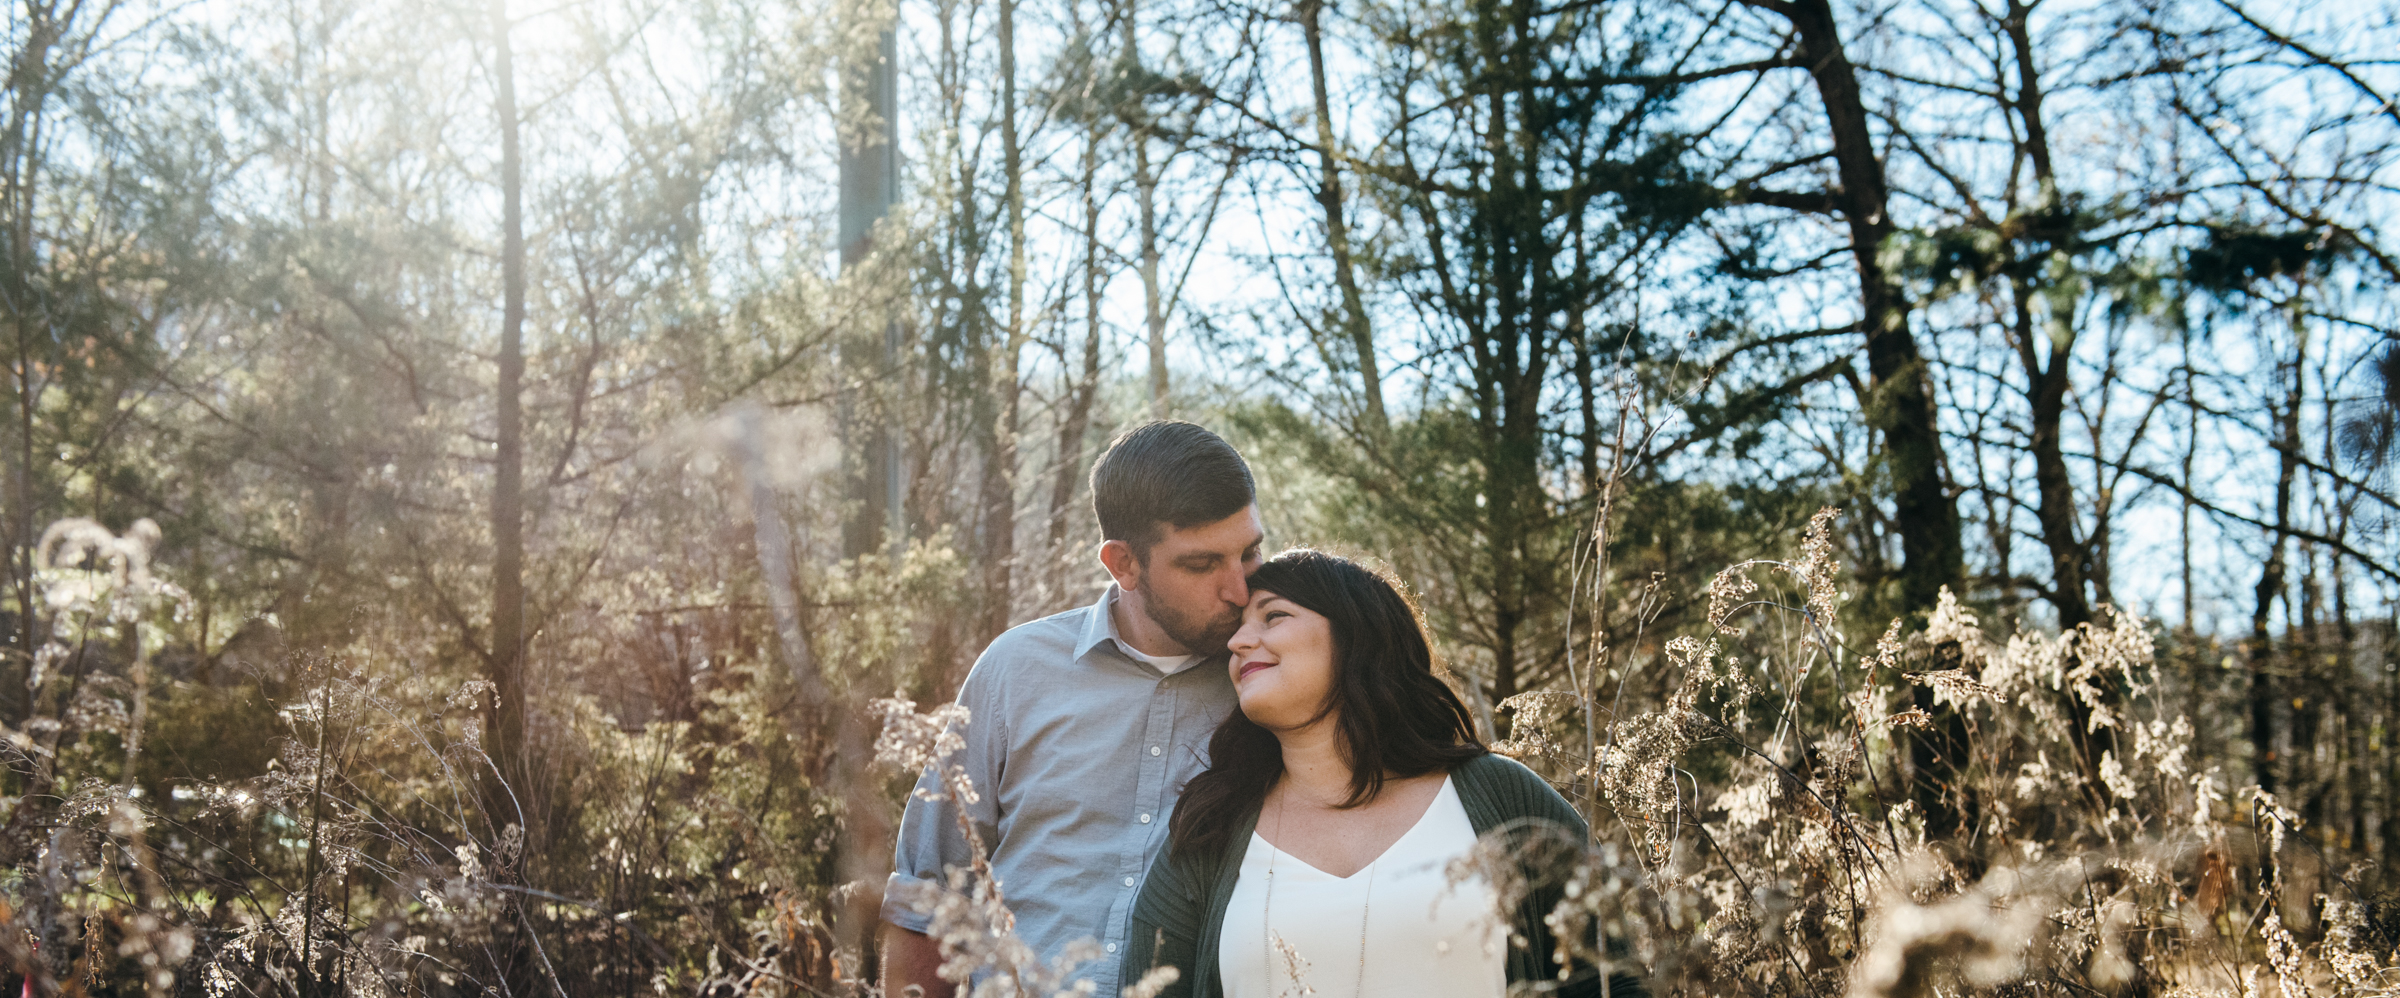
(883, 652), (1010, 998)
(880, 922), (953, 998)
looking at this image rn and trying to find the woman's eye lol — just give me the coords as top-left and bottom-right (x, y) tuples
(1264, 610), (1288, 622)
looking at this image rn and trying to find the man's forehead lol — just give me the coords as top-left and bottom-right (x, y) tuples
(1156, 511), (1263, 557)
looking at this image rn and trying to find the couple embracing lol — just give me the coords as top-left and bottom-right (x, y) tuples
(881, 422), (1628, 998)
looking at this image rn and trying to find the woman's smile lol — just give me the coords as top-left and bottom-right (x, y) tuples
(1236, 659), (1277, 683)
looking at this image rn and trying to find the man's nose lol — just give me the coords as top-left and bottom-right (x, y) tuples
(1221, 566), (1250, 607)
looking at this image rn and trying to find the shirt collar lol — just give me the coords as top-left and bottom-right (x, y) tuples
(1072, 583), (1125, 663)
(1078, 583), (1202, 667)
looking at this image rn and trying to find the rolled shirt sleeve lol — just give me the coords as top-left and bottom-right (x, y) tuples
(883, 651), (1007, 932)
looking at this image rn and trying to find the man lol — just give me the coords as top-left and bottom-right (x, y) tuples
(881, 420), (1263, 998)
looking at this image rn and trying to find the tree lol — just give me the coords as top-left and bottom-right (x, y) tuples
(1729, 0), (1965, 614)
(1298, 0), (1385, 440)
(838, 0), (903, 560)
(1234, 0), (1719, 707)
(487, 0), (531, 828)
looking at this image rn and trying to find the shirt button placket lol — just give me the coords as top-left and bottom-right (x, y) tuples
(1125, 681), (1171, 887)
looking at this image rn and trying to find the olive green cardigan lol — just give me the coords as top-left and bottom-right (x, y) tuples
(1119, 752), (1641, 998)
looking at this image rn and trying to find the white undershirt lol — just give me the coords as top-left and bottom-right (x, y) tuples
(1218, 777), (1507, 998)
(1118, 641), (1203, 676)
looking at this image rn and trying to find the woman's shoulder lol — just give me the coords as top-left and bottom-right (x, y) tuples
(1450, 751), (1585, 830)
(1451, 750), (1545, 791)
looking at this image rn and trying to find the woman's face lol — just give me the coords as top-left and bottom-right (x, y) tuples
(1226, 590), (1338, 731)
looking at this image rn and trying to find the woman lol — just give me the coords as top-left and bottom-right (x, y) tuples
(1122, 549), (1630, 998)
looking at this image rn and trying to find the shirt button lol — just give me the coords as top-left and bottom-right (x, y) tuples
(1149, 745), (1162, 756)
(1106, 943), (1119, 954)
(1139, 813), (1153, 824)
(1123, 876), (1137, 888)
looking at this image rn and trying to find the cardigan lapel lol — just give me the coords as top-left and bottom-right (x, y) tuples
(1193, 802), (1262, 998)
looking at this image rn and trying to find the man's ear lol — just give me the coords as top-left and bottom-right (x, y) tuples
(1098, 539), (1143, 590)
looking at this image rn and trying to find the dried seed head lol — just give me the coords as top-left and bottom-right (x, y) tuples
(1707, 563), (1762, 634)
(1908, 669), (2007, 707)
(873, 696), (970, 775)
(1789, 507), (1843, 624)
(1886, 709), (1933, 730)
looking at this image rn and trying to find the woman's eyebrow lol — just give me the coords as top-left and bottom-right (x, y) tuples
(1250, 594), (1288, 610)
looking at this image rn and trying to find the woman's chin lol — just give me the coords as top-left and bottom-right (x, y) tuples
(1239, 696), (1325, 734)
(1238, 697), (1298, 729)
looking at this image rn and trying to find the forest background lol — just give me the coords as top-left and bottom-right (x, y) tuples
(3, 0), (2398, 993)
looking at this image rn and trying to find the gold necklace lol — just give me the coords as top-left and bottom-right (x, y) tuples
(1261, 783), (1372, 998)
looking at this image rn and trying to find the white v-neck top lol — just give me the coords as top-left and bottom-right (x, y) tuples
(1217, 777), (1507, 998)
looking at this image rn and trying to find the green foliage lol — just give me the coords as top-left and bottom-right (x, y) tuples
(2187, 226), (2346, 297)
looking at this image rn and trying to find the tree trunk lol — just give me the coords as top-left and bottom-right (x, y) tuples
(1126, 0), (1169, 419)
(2249, 313), (2306, 794)
(2182, 338), (2197, 634)
(2324, 364), (2363, 850)
(1998, 0), (2093, 632)
(487, 0), (529, 822)
(2020, 290), (2090, 629)
(1137, 150), (1167, 418)
(839, 19), (901, 559)
(486, 1), (535, 992)
(1574, 322), (1598, 495)
(2, 2), (61, 681)
(981, 0), (1027, 640)
(7, 254), (31, 677)
(2384, 595), (2396, 865)
(1474, 0), (1553, 708)
(1300, 0), (1385, 439)
(1777, 0), (1962, 612)
(1049, 122), (1106, 596)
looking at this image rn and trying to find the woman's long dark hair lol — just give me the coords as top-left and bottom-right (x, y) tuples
(1169, 549), (1485, 857)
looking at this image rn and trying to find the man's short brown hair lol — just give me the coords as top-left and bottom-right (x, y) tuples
(1089, 421), (1255, 558)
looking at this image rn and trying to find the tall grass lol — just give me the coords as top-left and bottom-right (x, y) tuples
(1496, 509), (2396, 997)
(4, 486), (2394, 995)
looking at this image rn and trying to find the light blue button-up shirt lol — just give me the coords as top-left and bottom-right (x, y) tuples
(884, 585), (1238, 996)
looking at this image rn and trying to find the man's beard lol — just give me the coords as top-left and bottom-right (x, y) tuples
(1137, 569), (1241, 653)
